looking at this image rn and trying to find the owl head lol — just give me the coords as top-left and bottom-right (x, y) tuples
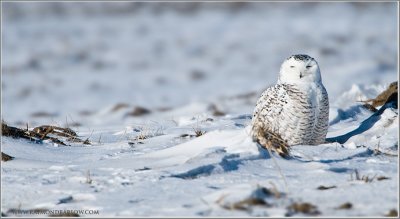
(278, 54), (322, 84)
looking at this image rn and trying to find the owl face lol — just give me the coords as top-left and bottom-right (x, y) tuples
(278, 54), (322, 84)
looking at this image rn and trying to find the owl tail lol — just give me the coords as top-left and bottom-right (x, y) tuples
(253, 128), (290, 158)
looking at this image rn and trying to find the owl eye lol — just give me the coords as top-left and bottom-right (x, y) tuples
(290, 66), (295, 68)
(306, 65), (312, 69)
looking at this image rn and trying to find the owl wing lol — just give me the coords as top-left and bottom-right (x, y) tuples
(251, 84), (291, 157)
(312, 84), (329, 144)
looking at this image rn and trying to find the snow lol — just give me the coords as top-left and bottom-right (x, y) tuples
(1, 2), (398, 217)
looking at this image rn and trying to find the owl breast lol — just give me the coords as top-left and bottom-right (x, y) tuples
(251, 82), (329, 146)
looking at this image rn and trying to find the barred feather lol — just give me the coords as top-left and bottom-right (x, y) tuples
(251, 55), (329, 157)
(254, 127), (290, 157)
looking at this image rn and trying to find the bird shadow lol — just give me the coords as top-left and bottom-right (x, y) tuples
(326, 93), (398, 144)
(328, 105), (366, 127)
(292, 148), (375, 164)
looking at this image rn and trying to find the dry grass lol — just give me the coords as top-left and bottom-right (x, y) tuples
(350, 169), (376, 183)
(111, 103), (129, 112)
(156, 106), (173, 112)
(354, 170), (390, 184)
(2, 152), (14, 162)
(373, 147), (398, 157)
(128, 125), (165, 145)
(286, 202), (321, 216)
(216, 186), (283, 212)
(336, 202), (352, 210)
(179, 133), (196, 138)
(2, 122), (90, 146)
(30, 111), (57, 118)
(377, 176), (391, 181)
(362, 103), (378, 112)
(86, 170), (93, 184)
(193, 128), (206, 137)
(127, 106), (151, 116)
(360, 81), (398, 111)
(220, 197), (270, 211)
(317, 185), (337, 190)
(208, 104), (226, 117)
(385, 209), (398, 217)
(2, 122), (32, 140)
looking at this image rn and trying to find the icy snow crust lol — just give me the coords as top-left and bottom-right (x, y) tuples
(1, 3), (398, 217)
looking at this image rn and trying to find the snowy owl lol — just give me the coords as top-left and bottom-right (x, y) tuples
(251, 54), (329, 157)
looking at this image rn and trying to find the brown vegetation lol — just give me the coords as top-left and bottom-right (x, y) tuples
(2, 152), (14, 162)
(220, 197), (271, 211)
(217, 186), (282, 211)
(111, 103), (129, 112)
(127, 106), (151, 116)
(385, 209), (398, 217)
(208, 104), (226, 117)
(287, 202), (321, 216)
(317, 185), (337, 190)
(2, 122), (90, 146)
(377, 176), (390, 181)
(361, 81), (398, 111)
(351, 169), (376, 183)
(193, 128), (206, 137)
(336, 202), (352, 210)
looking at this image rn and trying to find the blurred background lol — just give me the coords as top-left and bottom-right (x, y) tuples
(2, 2), (398, 127)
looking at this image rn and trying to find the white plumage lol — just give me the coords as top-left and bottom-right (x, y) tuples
(251, 54), (329, 157)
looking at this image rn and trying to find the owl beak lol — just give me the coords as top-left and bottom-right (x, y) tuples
(300, 73), (303, 78)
